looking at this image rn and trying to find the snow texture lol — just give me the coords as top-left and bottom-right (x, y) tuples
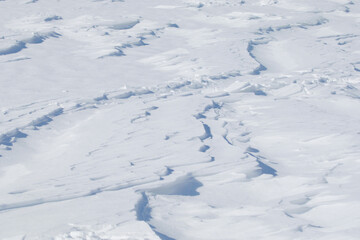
(1, 0), (360, 239)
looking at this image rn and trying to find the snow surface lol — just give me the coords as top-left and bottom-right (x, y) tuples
(1, 0), (360, 239)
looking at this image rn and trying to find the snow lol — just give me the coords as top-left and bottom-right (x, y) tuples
(1, 0), (360, 239)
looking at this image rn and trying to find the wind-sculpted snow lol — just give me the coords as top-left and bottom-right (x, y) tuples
(0, 32), (61, 56)
(0, 0), (360, 239)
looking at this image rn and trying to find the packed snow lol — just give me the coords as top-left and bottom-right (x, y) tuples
(0, 0), (360, 239)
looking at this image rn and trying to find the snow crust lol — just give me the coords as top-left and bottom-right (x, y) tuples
(0, 0), (360, 239)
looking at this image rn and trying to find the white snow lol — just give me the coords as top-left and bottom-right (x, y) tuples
(0, 0), (360, 239)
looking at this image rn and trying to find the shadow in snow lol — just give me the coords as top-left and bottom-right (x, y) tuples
(199, 123), (212, 141)
(150, 174), (203, 196)
(256, 159), (277, 176)
(135, 192), (176, 240)
(135, 192), (151, 221)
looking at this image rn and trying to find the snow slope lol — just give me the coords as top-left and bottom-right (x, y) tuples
(0, 0), (360, 239)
